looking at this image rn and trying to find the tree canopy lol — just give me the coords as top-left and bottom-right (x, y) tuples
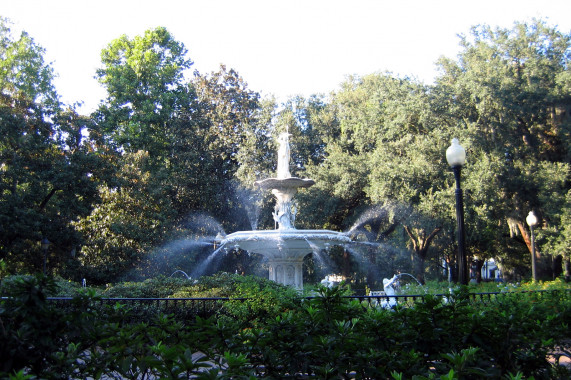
(0, 18), (569, 285)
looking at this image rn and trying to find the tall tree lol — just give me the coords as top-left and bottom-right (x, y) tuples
(329, 74), (448, 282)
(192, 65), (261, 164)
(0, 17), (58, 109)
(185, 65), (293, 239)
(73, 151), (175, 283)
(95, 26), (193, 157)
(76, 29), (269, 281)
(0, 19), (107, 274)
(435, 19), (571, 278)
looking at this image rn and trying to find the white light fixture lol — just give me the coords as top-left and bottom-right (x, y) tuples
(446, 138), (466, 167)
(526, 211), (538, 227)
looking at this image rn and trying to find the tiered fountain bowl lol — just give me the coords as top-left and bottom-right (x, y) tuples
(219, 132), (351, 289)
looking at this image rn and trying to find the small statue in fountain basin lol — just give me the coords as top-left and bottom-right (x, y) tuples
(219, 132), (352, 289)
(320, 274), (346, 288)
(369, 273), (423, 308)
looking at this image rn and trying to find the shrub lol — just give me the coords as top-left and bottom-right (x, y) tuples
(102, 275), (192, 298)
(0, 275), (92, 378)
(1, 275), (569, 379)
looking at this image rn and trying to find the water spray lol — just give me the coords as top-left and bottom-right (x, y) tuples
(169, 270), (193, 280)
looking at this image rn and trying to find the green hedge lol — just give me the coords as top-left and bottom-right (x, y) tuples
(1, 275), (569, 379)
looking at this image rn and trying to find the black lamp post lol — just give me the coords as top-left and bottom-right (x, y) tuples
(446, 138), (468, 285)
(526, 211), (538, 281)
(41, 237), (50, 275)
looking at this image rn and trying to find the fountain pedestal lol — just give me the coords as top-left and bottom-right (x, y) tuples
(268, 258), (303, 288)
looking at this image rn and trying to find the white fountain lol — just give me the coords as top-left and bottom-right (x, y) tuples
(219, 132), (352, 289)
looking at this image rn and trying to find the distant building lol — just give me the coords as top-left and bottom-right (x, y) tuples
(481, 259), (502, 281)
(443, 258), (503, 282)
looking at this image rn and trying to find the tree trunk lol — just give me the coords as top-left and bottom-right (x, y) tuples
(413, 254), (426, 285)
(356, 220), (398, 288)
(446, 255), (455, 282)
(517, 222), (535, 255)
(365, 247), (380, 289)
(39, 188), (59, 210)
(473, 258), (485, 283)
(403, 225), (442, 285)
(552, 255), (563, 279)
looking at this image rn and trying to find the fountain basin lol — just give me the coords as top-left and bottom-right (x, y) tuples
(220, 229), (351, 289)
(255, 177), (315, 190)
(222, 229), (351, 259)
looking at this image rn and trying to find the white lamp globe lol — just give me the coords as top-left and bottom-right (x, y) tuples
(526, 211), (538, 227)
(446, 138), (466, 167)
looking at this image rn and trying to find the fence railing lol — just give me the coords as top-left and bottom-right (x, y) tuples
(344, 289), (570, 308)
(43, 289), (570, 319)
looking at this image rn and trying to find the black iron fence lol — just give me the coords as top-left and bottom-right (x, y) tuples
(43, 289), (570, 320)
(349, 289), (571, 308)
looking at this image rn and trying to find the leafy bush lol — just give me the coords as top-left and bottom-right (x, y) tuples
(0, 274), (253, 379)
(1, 275), (569, 379)
(170, 272), (244, 298)
(232, 285), (571, 379)
(518, 278), (571, 291)
(102, 275), (193, 298)
(101, 272), (292, 299)
(220, 274), (300, 327)
(0, 275), (100, 378)
(391, 277), (571, 296)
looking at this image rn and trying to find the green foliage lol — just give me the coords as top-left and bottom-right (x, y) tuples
(51, 276), (91, 296)
(73, 151), (176, 284)
(1, 276), (570, 379)
(0, 18), (111, 276)
(0, 275), (83, 377)
(432, 19), (571, 278)
(0, 17), (58, 109)
(295, 19), (571, 283)
(219, 274), (300, 327)
(95, 26), (193, 153)
(73, 29), (267, 284)
(233, 284), (571, 378)
(1, 17), (570, 294)
(102, 275), (191, 298)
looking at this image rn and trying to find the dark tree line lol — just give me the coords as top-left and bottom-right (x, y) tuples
(0, 17), (569, 285)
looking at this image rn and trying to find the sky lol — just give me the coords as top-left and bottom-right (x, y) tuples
(3, 0), (571, 113)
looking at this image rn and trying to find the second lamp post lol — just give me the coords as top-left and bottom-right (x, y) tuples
(446, 138), (468, 285)
(526, 211), (538, 281)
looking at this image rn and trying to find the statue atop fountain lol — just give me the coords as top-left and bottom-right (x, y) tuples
(276, 132), (291, 179)
(219, 132), (351, 289)
(255, 132), (314, 230)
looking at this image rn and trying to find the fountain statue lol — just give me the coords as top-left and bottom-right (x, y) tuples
(218, 132), (351, 288)
(371, 273), (423, 308)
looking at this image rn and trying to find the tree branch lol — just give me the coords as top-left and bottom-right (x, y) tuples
(39, 188), (59, 211)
